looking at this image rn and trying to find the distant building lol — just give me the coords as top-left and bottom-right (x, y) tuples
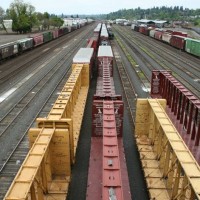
(116, 19), (127, 25)
(0, 20), (13, 29)
(63, 18), (87, 27)
(137, 19), (168, 28)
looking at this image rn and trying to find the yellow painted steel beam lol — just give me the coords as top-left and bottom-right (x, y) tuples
(36, 64), (89, 162)
(4, 128), (70, 200)
(4, 64), (90, 200)
(135, 99), (200, 200)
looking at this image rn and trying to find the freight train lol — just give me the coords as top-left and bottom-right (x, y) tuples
(131, 24), (200, 57)
(87, 24), (131, 199)
(0, 23), (89, 62)
(4, 22), (131, 200)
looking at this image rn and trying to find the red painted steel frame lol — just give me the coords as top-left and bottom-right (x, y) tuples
(102, 101), (123, 200)
(92, 57), (123, 136)
(151, 70), (200, 162)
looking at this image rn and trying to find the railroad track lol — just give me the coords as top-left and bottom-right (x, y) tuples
(112, 40), (137, 123)
(0, 25), (92, 89)
(113, 25), (200, 97)
(123, 26), (200, 77)
(0, 26), (94, 199)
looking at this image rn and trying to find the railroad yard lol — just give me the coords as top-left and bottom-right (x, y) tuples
(0, 22), (200, 200)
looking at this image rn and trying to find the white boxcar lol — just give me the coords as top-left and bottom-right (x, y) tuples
(149, 29), (156, 38)
(162, 32), (172, 44)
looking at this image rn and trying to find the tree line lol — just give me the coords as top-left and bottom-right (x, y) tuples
(106, 6), (200, 24)
(0, 0), (64, 33)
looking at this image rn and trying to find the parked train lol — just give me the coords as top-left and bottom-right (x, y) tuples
(4, 22), (131, 200)
(87, 23), (130, 200)
(131, 24), (200, 57)
(0, 23), (89, 62)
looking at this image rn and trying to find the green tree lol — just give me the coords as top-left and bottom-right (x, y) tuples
(7, 0), (37, 33)
(43, 12), (50, 30)
(49, 16), (64, 28)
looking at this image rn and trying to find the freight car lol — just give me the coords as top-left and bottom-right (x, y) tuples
(0, 41), (19, 60)
(170, 35), (186, 50)
(87, 45), (131, 200)
(100, 23), (109, 46)
(107, 24), (114, 39)
(185, 38), (200, 57)
(132, 25), (200, 57)
(4, 22), (131, 200)
(17, 38), (33, 52)
(73, 48), (94, 79)
(29, 33), (44, 47)
(0, 23), (90, 62)
(87, 23), (101, 52)
(139, 25), (150, 36)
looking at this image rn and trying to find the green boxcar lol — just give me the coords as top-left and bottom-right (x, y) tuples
(43, 31), (53, 43)
(185, 38), (200, 57)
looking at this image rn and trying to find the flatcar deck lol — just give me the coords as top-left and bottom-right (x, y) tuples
(87, 138), (131, 200)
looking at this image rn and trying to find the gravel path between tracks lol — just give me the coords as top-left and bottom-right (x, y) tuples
(67, 44), (149, 199)
(67, 71), (97, 200)
(113, 54), (149, 200)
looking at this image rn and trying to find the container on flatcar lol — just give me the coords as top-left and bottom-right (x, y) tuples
(17, 38), (33, 52)
(162, 32), (172, 44)
(72, 47), (94, 79)
(185, 38), (200, 57)
(29, 33), (44, 47)
(97, 46), (113, 77)
(0, 42), (19, 59)
(43, 31), (53, 43)
(170, 35), (186, 50)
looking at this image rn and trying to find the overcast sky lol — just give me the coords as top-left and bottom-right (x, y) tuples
(1, 0), (200, 15)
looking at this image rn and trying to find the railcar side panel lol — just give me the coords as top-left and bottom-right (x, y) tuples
(0, 42), (19, 59)
(30, 34), (44, 47)
(18, 38), (33, 52)
(185, 38), (200, 57)
(170, 35), (186, 50)
(43, 31), (53, 43)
